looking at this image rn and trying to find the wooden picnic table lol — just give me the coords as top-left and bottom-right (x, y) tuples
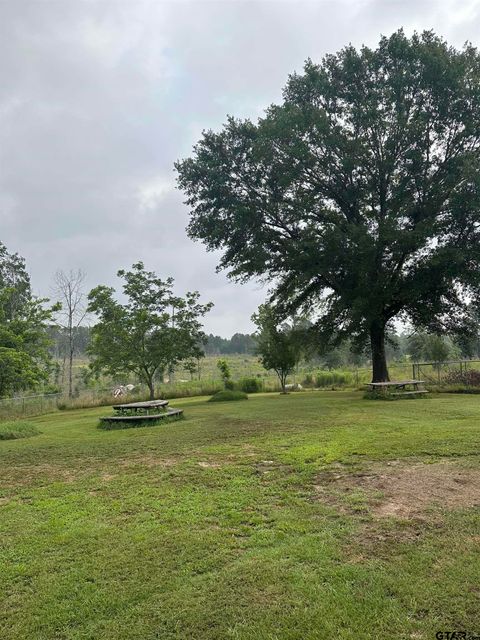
(113, 399), (169, 415)
(100, 398), (184, 428)
(366, 380), (427, 396)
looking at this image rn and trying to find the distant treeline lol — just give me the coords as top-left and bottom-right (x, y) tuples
(47, 327), (259, 358)
(204, 333), (257, 355)
(47, 325), (91, 359)
(47, 325), (480, 365)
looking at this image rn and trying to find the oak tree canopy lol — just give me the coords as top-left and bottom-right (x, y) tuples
(176, 31), (480, 381)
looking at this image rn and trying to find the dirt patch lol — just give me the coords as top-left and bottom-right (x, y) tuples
(0, 455), (180, 490)
(0, 463), (81, 488)
(255, 460), (292, 475)
(198, 461), (221, 469)
(315, 460), (480, 519)
(117, 455), (179, 469)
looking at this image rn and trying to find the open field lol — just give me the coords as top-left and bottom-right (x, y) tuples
(1, 391), (480, 639)
(9, 354), (475, 423)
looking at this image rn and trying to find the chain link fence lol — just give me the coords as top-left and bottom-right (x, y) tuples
(412, 359), (480, 385)
(0, 393), (62, 420)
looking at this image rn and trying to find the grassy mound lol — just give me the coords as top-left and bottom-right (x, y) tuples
(208, 390), (248, 402)
(0, 421), (41, 440)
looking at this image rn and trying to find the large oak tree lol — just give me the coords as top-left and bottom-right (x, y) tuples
(176, 31), (480, 381)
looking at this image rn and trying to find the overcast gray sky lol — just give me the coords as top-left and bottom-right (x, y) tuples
(1, 0), (478, 335)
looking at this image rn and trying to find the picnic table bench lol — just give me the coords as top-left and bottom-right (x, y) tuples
(366, 380), (428, 396)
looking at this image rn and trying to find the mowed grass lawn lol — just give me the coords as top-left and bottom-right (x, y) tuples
(1, 392), (479, 640)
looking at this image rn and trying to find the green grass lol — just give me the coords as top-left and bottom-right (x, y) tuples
(1, 391), (479, 639)
(0, 420), (40, 440)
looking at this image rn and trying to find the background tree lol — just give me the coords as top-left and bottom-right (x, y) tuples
(407, 331), (460, 365)
(252, 304), (305, 393)
(184, 359), (199, 381)
(53, 269), (87, 398)
(0, 241), (31, 321)
(87, 262), (212, 399)
(454, 306), (480, 358)
(217, 358), (233, 389)
(176, 31), (480, 382)
(0, 243), (57, 396)
(204, 333), (257, 355)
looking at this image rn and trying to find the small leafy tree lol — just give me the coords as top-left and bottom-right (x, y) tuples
(184, 359), (198, 381)
(217, 358), (233, 389)
(252, 305), (304, 393)
(0, 241), (31, 321)
(0, 242), (58, 397)
(87, 263), (212, 399)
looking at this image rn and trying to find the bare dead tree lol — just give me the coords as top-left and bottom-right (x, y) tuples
(53, 269), (87, 398)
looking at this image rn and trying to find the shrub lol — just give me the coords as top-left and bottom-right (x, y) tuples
(0, 421), (41, 440)
(237, 377), (262, 393)
(434, 384), (480, 395)
(443, 368), (480, 387)
(217, 359), (233, 389)
(315, 370), (353, 387)
(208, 390), (248, 402)
(302, 373), (314, 388)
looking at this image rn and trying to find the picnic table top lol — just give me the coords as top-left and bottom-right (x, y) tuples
(113, 399), (169, 410)
(367, 380), (425, 387)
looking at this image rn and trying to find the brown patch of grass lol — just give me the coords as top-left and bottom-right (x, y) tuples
(117, 455), (179, 469)
(314, 459), (480, 564)
(0, 463), (81, 488)
(315, 460), (480, 520)
(101, 472), (116, 481)
(255, 460), (292, 475)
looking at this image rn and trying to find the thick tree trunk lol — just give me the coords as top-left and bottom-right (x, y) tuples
(370, 322), (390, 382)
(147, 379), (155, 400)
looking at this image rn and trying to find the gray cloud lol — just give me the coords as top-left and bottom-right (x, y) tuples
(0, 0), (477, 334)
